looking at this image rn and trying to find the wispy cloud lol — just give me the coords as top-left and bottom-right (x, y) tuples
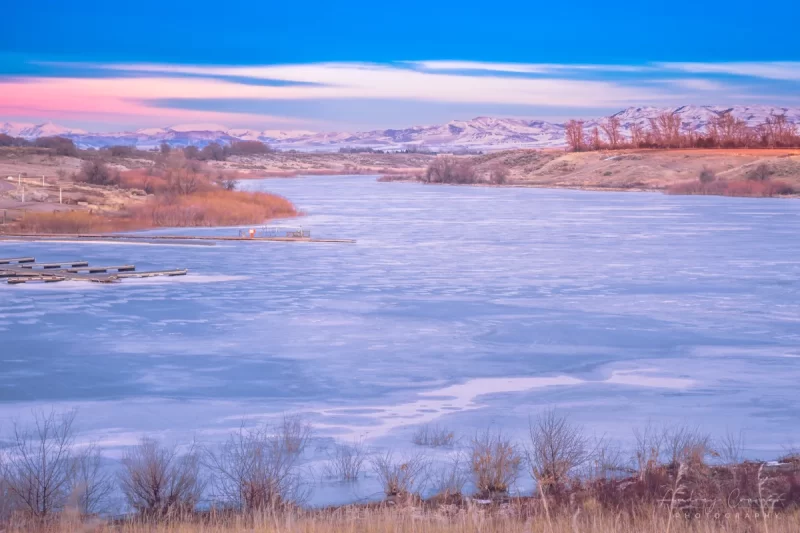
(658, 62), (800, 81)
(410, 61), (652, 74)
(1, 60), (797, 130)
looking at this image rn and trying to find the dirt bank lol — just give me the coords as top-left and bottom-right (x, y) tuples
(469, 148), (800, 191)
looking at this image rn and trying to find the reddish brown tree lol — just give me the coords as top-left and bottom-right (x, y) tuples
(564, 120), (586, 152)
(600, 116), (622, 148)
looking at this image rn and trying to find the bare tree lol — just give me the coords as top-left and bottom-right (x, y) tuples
(165, 163), (202, 196)
(3, 410), (78, 518)
(629, 122), (645, 147)
(469, 429), (521, 497)
(72, 444), (114, 516)
(600, 116), (623, 149)
(118, 438), (204, 518)
(655, 112), (683, 147)
(425, 156), (477, 184)
(370, 451), (429, 498)
(590, 126), (603, 151)
(564, 120), (586, 152)
(0, 448), (18, 522)
(205, 417), (311, 511)
(717, 429), (745, 466)
(526, 410), (588, 493)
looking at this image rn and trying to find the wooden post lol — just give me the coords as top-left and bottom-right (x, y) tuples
(59, 187), (63, 204)
(42, 175), (45, 186)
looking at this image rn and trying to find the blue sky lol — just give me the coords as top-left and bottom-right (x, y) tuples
(2, 0), (799, 131)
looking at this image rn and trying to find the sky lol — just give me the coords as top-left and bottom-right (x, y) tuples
(2, 0), (799, 132)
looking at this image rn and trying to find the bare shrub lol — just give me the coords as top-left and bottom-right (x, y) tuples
(488, 164), (509, 185)
(662, 425), (713, 469)
(633, 422), (665, 480)
(323, 440), (367, 482)
(229, 140), (271, 155)
(109, 145), (135, 157)
(205, 418), (311, 511)
(425, 156), (478, 184)
(411, 424), (456, 448)
(469, 430), (521, 497)
(277, 416), (312, 456)
(747, 163), (773, 182)
(118, 438), (204, 518)
(3, 410), (78, 518)
(526, 410), (588, 493)
(699, 167), (716, 184)
(77, 159), (119, 186)
(429, 453), (469, 500)
(586, 436), (626, 482)
(370, 451), (429, 498)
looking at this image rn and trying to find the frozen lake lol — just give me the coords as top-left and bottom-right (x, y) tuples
(1, 175), (800, 502)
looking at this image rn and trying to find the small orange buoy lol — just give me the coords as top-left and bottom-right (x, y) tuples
(249, 229), (256, 238)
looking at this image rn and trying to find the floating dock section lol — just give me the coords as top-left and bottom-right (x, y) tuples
(0, 257), (187, 284)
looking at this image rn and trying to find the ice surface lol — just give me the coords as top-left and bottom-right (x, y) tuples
(1, 176), (799, 503)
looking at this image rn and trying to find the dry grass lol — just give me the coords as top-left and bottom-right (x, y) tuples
(667, 178), (796, 197)
(130, 191), (296, 228)
(8, 189), (297, 234)
(5, 506), (799, 533)
(12, 210), (141, 234)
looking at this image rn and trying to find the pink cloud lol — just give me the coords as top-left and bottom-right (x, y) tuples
(0, 77), (309, 128)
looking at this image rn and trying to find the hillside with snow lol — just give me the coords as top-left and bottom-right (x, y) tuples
(2, 105), (799, 152)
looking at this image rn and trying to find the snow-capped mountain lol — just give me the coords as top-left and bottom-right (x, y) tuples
(3, 105), (799, 152)
(0, 121), (87, 138)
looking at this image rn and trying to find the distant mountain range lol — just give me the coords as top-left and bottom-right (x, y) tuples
(3, 106), (800, 152)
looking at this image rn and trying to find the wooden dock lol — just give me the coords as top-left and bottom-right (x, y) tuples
(0, 257), (187, 284)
